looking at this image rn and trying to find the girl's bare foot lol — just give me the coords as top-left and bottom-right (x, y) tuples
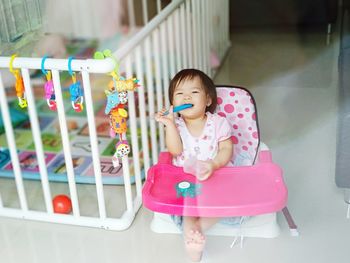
(184, 230), (206, 262)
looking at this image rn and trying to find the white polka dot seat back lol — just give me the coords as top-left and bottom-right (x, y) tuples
(215, 86), (260, 166)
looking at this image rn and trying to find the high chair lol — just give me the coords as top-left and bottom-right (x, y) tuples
(142, 86), (298, 244)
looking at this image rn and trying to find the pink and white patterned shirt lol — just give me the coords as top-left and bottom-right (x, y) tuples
(173, 112), (233, 167)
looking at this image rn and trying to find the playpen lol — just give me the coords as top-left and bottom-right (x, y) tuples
(0, 0), (231, 230)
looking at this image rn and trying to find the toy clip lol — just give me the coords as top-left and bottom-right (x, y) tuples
(68, 56), (84, 112)
(94, 49), (119, 79)
(10, 54), (27, 108)
(42, 55), (56, 111)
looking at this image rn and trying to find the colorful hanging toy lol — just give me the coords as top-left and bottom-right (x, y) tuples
(42, 55), (56, 111)
(94, 49), (140, 167)
(68, 56), (84, 112)
(9, 54), (27, 108)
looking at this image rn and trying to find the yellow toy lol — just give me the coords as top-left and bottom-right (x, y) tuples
(10, 54), (27, 108)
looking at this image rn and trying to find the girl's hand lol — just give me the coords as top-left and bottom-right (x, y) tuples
(196, 160), (217, 181)
(155, 106), (175, 126)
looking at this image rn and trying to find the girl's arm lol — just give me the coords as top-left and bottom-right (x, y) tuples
(155, 106), (183, 156)
(197, 138), (233, 181)
(164, 122), (183, 156)
(212, 138), (233, 170)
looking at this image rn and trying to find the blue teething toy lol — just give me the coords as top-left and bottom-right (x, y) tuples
(163, 104), (193, 115)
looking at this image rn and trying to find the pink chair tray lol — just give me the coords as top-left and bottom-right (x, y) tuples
(142, 152), (288, 217)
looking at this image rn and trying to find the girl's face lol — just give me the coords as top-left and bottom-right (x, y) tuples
(172, 77), (211, 119)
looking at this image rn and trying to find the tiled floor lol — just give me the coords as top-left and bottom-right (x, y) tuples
(1, 27), (349, 263)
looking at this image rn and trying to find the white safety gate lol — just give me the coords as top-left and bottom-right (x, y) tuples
(0, 0), (230, 230)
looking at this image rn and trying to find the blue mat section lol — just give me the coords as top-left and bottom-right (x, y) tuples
(0, 148), (145, 185)
(0, 108), (29, 134)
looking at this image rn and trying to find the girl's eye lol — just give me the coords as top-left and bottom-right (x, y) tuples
(176, 92), (183, 95)
(192, 91), (199, 94)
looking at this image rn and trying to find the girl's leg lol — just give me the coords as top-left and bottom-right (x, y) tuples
(183, 217), (205, 262)
(183, 216), (200, 235)
(198, 217), (220, 232)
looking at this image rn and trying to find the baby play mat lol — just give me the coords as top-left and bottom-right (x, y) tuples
(0, 86), (144, 185)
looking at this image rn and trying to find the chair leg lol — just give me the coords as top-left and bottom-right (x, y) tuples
(326, 23), (332, 45)
(282, 207), (299, 237)
(344, 189), (350, 219)
(230, 236), (238, 248)
(327, 23), (332, 34)
(230, 216), (246, 248)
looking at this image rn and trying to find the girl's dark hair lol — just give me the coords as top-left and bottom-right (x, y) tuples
(168, 69), (217, 113)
